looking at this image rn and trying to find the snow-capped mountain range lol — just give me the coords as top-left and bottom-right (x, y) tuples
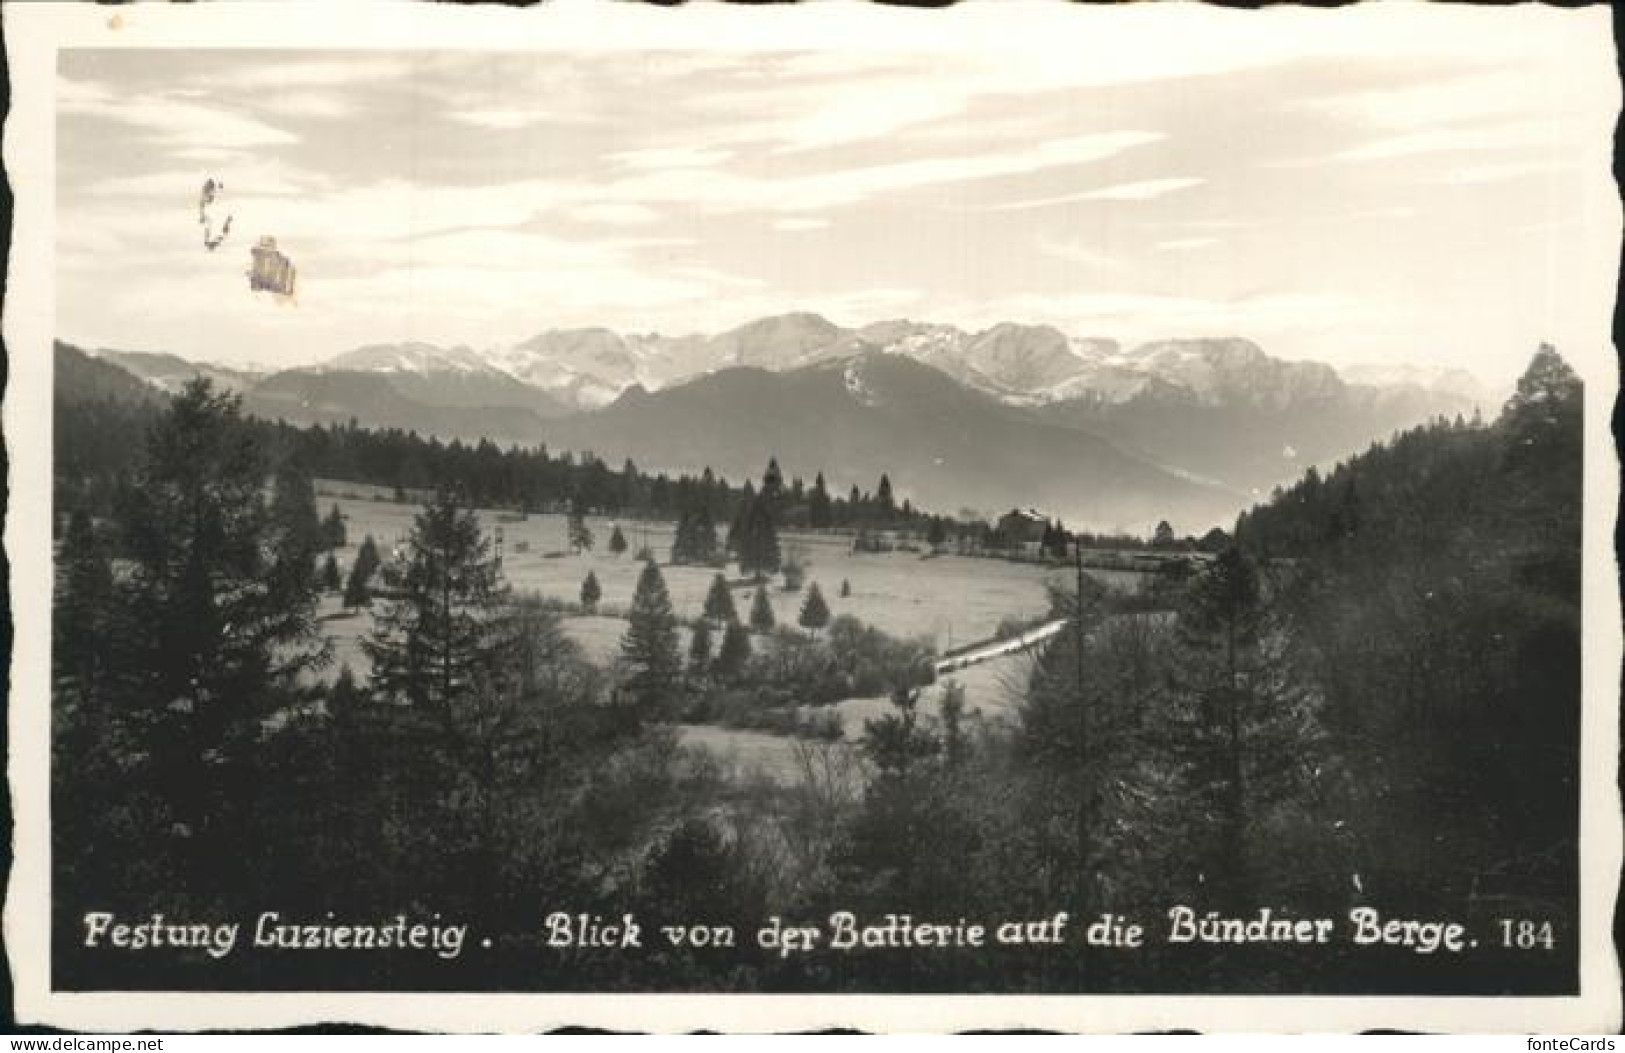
(85, 313), (1501, 525)
(257, 311), (1493, 413)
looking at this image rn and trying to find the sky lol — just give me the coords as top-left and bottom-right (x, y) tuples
(54, 4), (1618, 386)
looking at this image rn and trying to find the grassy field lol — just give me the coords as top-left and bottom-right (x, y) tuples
(316, 489), (1076, 646)
(313, 486), (1143, 776)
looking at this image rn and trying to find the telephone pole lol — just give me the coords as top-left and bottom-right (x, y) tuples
(1073, 533), (1091, 989)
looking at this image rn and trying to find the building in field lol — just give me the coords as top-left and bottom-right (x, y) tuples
(995, 507), (1050, 553)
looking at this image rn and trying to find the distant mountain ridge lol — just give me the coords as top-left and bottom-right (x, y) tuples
(75, 313), (1490, 527)
(483, 314), (1493, 414)
(537, 349), (1243, 531)
(92, 311), (1493, 417)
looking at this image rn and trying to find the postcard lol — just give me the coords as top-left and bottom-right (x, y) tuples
(4, 0), (1620, 1034)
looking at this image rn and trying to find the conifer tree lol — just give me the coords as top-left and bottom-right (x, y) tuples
(579, 569), (602, 613)
(609, 524), (628, 557)
(356, 534), (381, 578)
(323, 503), (347, 550)
(725, 480), (756, 554)
(343, 553), (372, 610)
(808, 471), (833, 529)
(762, 456), (784, 504)
(621, 560), (682, 709)
(690, 505), (719, 564)
(749, 585), (776, 633)
(799, 582), (831, 636)
(703, 572), (738, 626)
(736, 496), (781, 581)
(568, 496), (594, 555)
(363, 487), (513, 717)
(116, 380), (325, 846)
(876, 473), (896, 519)
(329, 663), (363, 718)
(343, 534), (382, 609)
(321, 552), (342, 592)
(269, 456), (325, 601)
(671, 510), (695, 564)
(688, 617), (713, 678)
(1172, 546), (1326, 907)
(54, 507), (113, 690)
(716, 622), (752, 679)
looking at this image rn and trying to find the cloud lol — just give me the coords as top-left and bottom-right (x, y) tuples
(1154, 237), (1219, 252)
(259, 91), (357, 120)
(680, 5), (1586, 155)
(609, 146), (736, 171)
(1036, 236), (1127, 272)
(992, 176), (1204, 211)
(448, 106), (593, 131)
(758, 131), (1165, 211)
(1334, 119), (1573, 162)
(59, 74), (299, 150)
(1437, 160), (1564, 186)
(568, 202), (665, 226)
(201, 57), (417, 91)
(81, 158), (329, 200)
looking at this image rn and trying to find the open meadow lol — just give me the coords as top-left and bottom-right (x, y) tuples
(313, 485), (1148, 778)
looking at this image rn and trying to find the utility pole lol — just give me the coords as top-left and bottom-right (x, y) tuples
(1073, 533), (1091, 990)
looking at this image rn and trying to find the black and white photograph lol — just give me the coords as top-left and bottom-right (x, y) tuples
(4, 0), (1620, 1034)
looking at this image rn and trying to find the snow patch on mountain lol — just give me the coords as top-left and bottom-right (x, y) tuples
(325, 342), (492, 375)
(304, 313), (1489, 420)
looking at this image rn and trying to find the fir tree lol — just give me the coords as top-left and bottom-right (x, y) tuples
(716, 622), (752, 679)
(356, 534), (381, 578)
(703, 572), (738, 626)
(609, 523), (628, 557)
(808, 471), (833, 529)
(1173, 546), (1326, 907)
(671, 510), (695, 564)
(323, 503), (347, 550)
(749, 585), (776, 633)
(690, 505), (719, 564)
(725, 480), (756, 554)
(619, 458), (641, 513)
(840, 578), (852, 599)
(876, 473), (896, 519)
(329, 662), (363, 718)
(688, 617), (713, 678)
(321, 552), (342, 592)
(269, 456), (325, 601)
(620, 560), (682, 710)
(671, 505), (718, 565)
(736, 496), (781, 582)
(343, 534), (381, 609)
(54, 507), (113, 689)
(762, 456), (785, 504)
(343, 553), (373, 609)
(568, 496), (594, 555)
(579, 569), (602, 612)
(799, 582), (831, 636)
(116, 380), (325, 848)
(363, 487), (513, 717)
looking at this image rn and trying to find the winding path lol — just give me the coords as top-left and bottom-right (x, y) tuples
(934, 617), (1069, 676)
